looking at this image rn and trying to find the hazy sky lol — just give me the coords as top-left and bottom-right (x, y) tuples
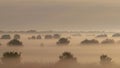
(0, 0), (120, 31)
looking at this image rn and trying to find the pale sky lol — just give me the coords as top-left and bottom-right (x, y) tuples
(0, 0), (120, 31)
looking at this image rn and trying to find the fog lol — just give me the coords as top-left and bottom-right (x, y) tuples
(1, 0), (120, 31)
(0, 33), (120, 68)
(1, 0), (120, 67)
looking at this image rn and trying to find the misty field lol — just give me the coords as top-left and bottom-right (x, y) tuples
(0, 33), (120, 68)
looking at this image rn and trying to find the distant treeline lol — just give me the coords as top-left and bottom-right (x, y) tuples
(0, 30), (115, 34)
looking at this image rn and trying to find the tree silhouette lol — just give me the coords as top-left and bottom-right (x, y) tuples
(8, 39), (23, 46)
(53, 34), (61, 39)
(100, 54), (112, 65)
(101, 39), (115, 44)
(54, 51), (78, 68)
(36, 35), (42, 39)
(112, 33), (120, 37)
(96, 34), (107, 38)
(28, 36), (36, 40)
(81, 39), (99, 45)
(1, 51), (21, 64)
(1, 35), (11, 39)
(59, 52), (76, 60)
(45, 35), (53, 39)
(57, 38), (70, 45)
(14, 34), (20, 39)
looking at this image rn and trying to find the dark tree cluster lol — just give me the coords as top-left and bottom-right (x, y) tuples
(72, 33), (81, 36)
(8, 39), (23, 46)
(57, 52), (77, 65)
(1, 51), (21, 64)
(59, 52), (76, 61)
(53, 34), (61, 39)
(96, 34), (107, 38)
(57, 38), (70, 45)
(101, 39), (115, 44)
(112, 33), (120, 37)
(100, 54), (112, 65)
(28, 35), (42, 40)
(37, 35), (42, 39)
(45, 34), (61, 39)
(81, 39), (116, 45)
(45, 35), (53, 39)
(81, 39), (99, 45)
(1, 35), (11, 39)
(3, 51), (21, 58)
(14, 34), (20, 39)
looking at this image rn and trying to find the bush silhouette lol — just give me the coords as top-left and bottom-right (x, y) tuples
(112, 33), (120, 37)
(28, 35), (42, 40)
(58, 52), (77, 64)
(101, 39), (115, 44)
(57, 38), (70, 45)
(96, 34), (107, 38)
(59, 52), (76, 60)
(8, 39), (23, 46)
(28, 36), (36, 40)
(1, 35), (11, 39)
(54, 52), (78, 68)
(72, 33), (81, 36)
(100, 54), (112, 65)
(81, 39), (99, 45)
(45, 35), (53, 39)
(53, 34), (61, 39)
(14, 34), (20, 39)
(36, 35), (42, 39)
(3, 51), (21, 58)
(1, 51), (21, 64)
